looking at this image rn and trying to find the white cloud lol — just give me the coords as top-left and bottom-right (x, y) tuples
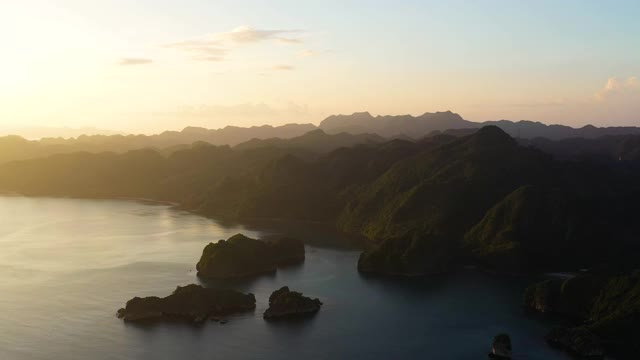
(276, 37), (303, 44)
(217, 26), (301, 43)
(272, 64), (294, 71)
(162, 43), (227, 62)
(584, 76), (640, 125)
(469, 77), (640, 127)
(298, 49), (317, 57)
(297, 49), (333, 58)
(161, 25), (303, 62)
(117, 58), (153, 66)
(595, 76), (640, 100)
(161, 39), (226, 62)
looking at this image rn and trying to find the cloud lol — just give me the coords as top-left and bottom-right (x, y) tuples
(117, 58), (153, 66)
(582, 76), (640, 125)
(276, 37), (303, 44)
(595, 76), (640, 100)
(196, 56), (225, 62)
(298, 50), (318, 58)
(466, 76), (640, 127)
(221, 26), (301, 43)
(297, 49), (333, 58)
(162, 40), (227, 62)
(161, 25), (303, 62)
(272, 64), (294, 71)
(163, 43), (227, 62)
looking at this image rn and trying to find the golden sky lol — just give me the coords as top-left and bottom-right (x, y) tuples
(1, 1), (639, 134)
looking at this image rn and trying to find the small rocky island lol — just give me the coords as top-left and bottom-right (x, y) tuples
(523, 269), (640, 359)
(263, 286), (322, 320)
(488, 333), (512, 359)
(545, 326), (604, 359)
(116, 284), (256, 323)
(196, 233), (305, 279)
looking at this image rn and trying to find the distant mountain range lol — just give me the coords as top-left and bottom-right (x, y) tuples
(319, 111), (640, 140)
(0, 124), (316, 164)
(2, 126), (639, 277)
(0, 126), (124, 140)
(3, 119), (640, 359)
(233, 129), (384, 153)
(319, 111), (475, 137)
(2, 111), (640, 165)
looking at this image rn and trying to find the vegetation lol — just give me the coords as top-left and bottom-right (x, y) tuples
(319, 111), (640, 140)
(1, 126), (640, 276)
(116, 284), (256, 323)
(0, 123), (316, 164)
(196, 234), (305, 279)
(488, 333), (512, 359)
(5, 112), (639, 165)
(524, 270), (640, 359)
(4, 123), (640, 357)
(263, 286), (322, 320)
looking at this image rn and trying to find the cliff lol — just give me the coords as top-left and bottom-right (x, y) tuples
(116, 284), (256, 323)
(196, 234), (305, 279)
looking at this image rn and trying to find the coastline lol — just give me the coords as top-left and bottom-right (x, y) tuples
(0, 191), (22, 196)
(0, 193), (368, 249)
(0, 193), (596, 277)
(0, 193), (617, 359)
(115, 197), (181, 207)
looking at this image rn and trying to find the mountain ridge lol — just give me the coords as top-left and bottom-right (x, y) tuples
(320, 111), (640, 140)
(2, 112), (640, 165)
(2, 126), (639, 277)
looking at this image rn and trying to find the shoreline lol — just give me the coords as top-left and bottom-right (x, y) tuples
(116, 197), (181, 207)
(0, 193), (369, 250)
(0, 191), (23, 196)
(0, 193), (593, 278)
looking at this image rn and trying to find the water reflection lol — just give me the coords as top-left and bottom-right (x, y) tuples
(0, 196), (571, 360)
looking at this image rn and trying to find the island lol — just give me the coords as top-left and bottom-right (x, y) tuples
(488, 333), (512, 359)
(263, 286), (322, 320)
(196, 234), (305, 279)
(116, 284), (256, 323)
(524, 270), (640, 359)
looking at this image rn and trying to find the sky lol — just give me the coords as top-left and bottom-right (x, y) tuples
(0, 0), (639, 134)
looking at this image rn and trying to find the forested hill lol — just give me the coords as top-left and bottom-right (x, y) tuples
(2, 126), (640, 276)
(0, 123), (316, 164)
(319, 111), (640, 140)
(4, 111), (640, 165)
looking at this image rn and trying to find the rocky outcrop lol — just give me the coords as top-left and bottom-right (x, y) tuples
(263, 286), (322, 320)
(524, 270), (640, 359)
(196, 234), (305, 279)
(488, 333), (512, 359)
(523, 275), (605, 319)
(523, 279), (566, 314)
(356, 232), (452, 277)
(546, 327), (604, 359)
(116, 284), (256, 323)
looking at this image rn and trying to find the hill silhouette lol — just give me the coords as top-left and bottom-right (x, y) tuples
(3, 111), (640, 165)
(0, 123), (316, 164)
(233, 129), (384, 153)
(321, 111), (640, 140)
(319, 111), (475, 137)
(2, 126), (639, 276)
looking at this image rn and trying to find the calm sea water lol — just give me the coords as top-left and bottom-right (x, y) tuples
(0, 196), (571, 360)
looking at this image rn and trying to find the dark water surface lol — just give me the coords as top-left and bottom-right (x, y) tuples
(0, 196), (570, 360)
